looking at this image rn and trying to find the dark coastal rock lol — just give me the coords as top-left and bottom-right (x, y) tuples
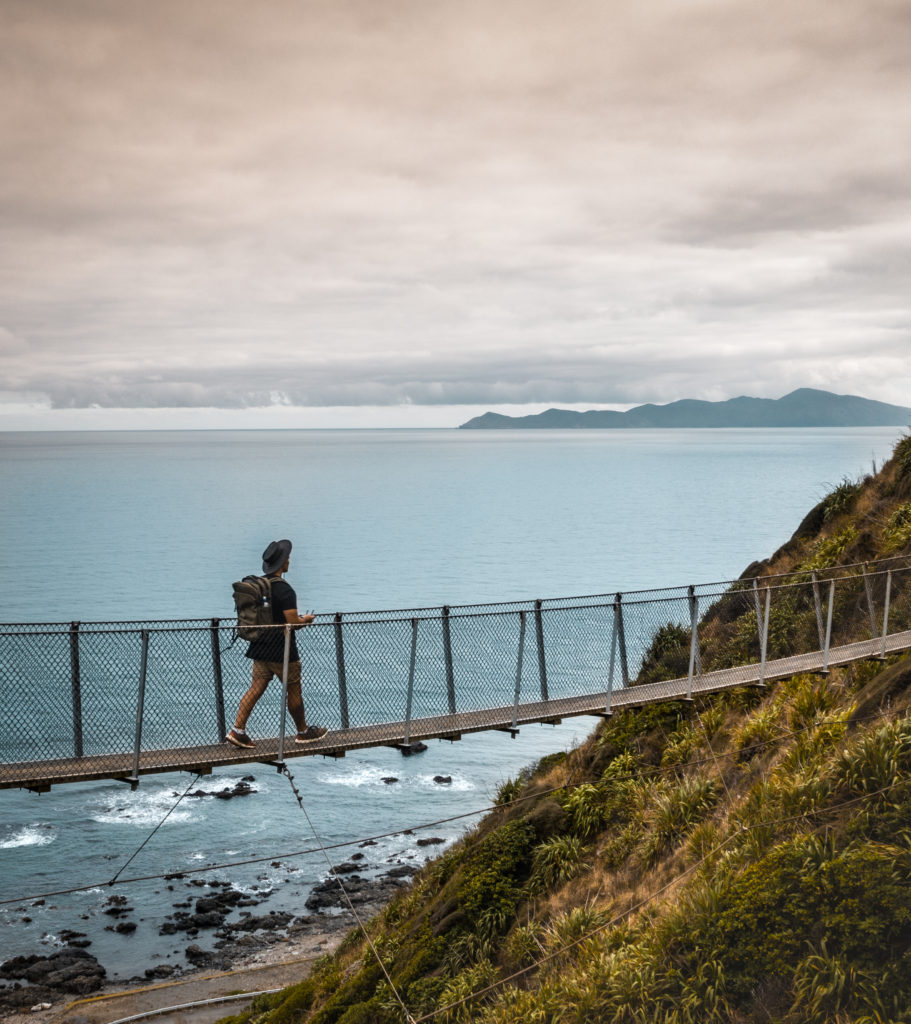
(385, 865), (419, 879)
(332, 861), (361, 874)
(230, 910), (294, 933)
(215, 782), (255, 799)
(381, 776), (399, 784)
(188, 911), (225, 929)
(416, 836), (445, 847)
(433, 775), (452, 785)
(399, 741), (427, 756)
(184, 780), (256, 799)
(183, 945), (230, 969)
(305, 870), (414, 913)
(144, 965), (176, 979)
(102, 895), (132, 916)
(0, 949), (106, 997)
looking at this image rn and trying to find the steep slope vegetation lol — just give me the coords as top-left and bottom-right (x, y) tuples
(227, 434), (911, 1024)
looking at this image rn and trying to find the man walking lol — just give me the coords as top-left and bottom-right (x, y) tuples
(227, 539), (328, 749)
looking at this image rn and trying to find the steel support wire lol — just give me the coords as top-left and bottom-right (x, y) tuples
(278, 763), (417, 1024)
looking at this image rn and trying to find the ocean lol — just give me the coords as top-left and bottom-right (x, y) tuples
(0, 426), (904, 980)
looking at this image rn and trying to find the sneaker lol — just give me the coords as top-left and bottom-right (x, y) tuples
(294, 726), (328, 744)
(226, 729), (255, 749)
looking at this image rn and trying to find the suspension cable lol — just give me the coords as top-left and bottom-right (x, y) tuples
(107, 773), (201, 886)
(278, 763), (417, 1024)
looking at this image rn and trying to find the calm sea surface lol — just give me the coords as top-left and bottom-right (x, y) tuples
(0, 427), (903, 979)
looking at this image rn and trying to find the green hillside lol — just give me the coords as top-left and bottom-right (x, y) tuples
(225, 434), (911, 1024)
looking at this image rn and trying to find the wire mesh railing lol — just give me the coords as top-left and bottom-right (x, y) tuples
(2, 557), (911, 789)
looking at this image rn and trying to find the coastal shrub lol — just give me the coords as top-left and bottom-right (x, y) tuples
(599, 821), (639, 869)
(660, 723), (702, 767)
(643, 776), (719, 865)
(709, 594), (799, 668)
(597, 702), (688, 761)
(797, 526), (859, 578)
(685, 820), (723, 863)
(788, 708), (851, 765)
(403, 976), (448, 1018)
(529, 835), (586, 892)
(544, 902), (610, 957)
(503, 921), (546, 969)
(494, 776), (523, 806)
(532, 750), (568, 778)
(698, 704), (725, 739)
(792, 941), (889, 1023)
(733, 705), (781, 757)
(787, 675), (839, 728)
(820, 477), (862, 522)
(562, 782), (606, 837)
(600, 749), (639, 781)
(456, 820), (536, 924)
(434, 959), (498, 1023)
(697, 836), (911, 1000)
(831, 715), (911, 794)
(636, 622), (691, 685)
(308, 963), (384, 1024)
(883, 501), (911, 551)
(894, 433), (911, 479)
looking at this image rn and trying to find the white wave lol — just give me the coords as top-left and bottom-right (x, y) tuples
(0, 826), (55, 849)
(416, 774), (475, 792)
(317, 766), (394, 788)
(89, 788), (198, 827)
(317, 765), (474, 792)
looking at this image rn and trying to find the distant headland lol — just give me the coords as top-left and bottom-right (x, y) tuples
(458, 388), (911, 429)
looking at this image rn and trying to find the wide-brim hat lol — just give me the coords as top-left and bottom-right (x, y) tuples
(262, 539), (292, 574)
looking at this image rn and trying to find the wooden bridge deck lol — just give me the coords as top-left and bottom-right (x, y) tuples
(3, 629), (910, 792)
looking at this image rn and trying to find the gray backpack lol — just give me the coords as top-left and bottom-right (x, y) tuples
(232, 575), (274, 640)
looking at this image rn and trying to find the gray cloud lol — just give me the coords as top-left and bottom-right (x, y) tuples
(1, 0), (910, 418)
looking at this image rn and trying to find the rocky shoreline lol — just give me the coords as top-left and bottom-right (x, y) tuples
(0, 833), (442, 1019)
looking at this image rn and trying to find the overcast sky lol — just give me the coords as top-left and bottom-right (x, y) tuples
(1, 0), (910, 429)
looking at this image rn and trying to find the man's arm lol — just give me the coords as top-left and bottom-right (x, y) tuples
(283, 608), (315, 626)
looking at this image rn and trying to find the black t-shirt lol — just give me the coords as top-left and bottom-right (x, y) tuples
(245, 577), (300, 663)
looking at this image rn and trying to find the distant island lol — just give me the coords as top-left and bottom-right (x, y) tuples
(459, 388), (911, 429)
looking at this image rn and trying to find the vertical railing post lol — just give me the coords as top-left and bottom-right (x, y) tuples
(686, 585), (699, 701)
(534, 599), (549, 702)
(277, 625), (291, 764)
(752, 579), (762, 631)
(69, 621), (84, 759)
(210, 617), (226, 741)
(758, 588), (771, 687)
(880, 571), (892, 660)
(442, 606), (456, 715)
(616, 593), (630, 687)
(403, 618), (418, 745)
(334, 613), (350, 730)
(811, 573), (826, 650)
(605, 599), (619, 715)
(511, 611), (526, 730)
(862, 564), (877, 637)
(131, 629), (150, 783)
(822, 579), (835, 673)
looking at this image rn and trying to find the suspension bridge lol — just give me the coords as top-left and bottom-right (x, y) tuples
(2, 558), (909, 793)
